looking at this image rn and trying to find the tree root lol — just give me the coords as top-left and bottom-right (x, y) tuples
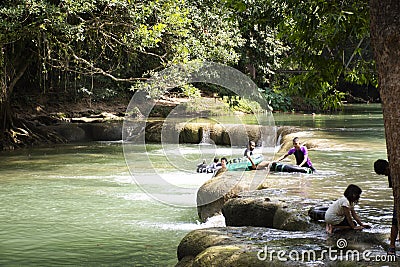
(1, 118), (66, 150)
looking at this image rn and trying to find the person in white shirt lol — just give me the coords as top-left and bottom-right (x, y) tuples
(244, 141), (256, 170)
(325, 184), (371, 233)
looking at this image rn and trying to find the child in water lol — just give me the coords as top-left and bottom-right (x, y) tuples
(325, 184), (371, 233)
(213, 157), (228, 177)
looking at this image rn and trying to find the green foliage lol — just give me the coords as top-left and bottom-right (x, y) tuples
(222, 0), (289, 85)
(300, 97), (320, 112)
(320, 89), (346, 111)
(185, 0), (244, 64)
(181, 84), (201, 98)
(262, 87), (292, 112)
(223, 0), (375, 110)
(276, 0), (375, 109)
(0, 0), (244, 105)
(0, 0), (378, 113)
(223, 96), (263, 113)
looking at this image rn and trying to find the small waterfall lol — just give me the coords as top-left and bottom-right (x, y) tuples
(199, 127), (212, 145)
(274, 133), (283, 153)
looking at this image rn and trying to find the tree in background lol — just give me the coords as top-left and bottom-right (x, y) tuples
(0, 0), (242, 149)
(223, 0), (289, 86)
(0, 0), (387, 149)
(224, 0), (376, 111)
(370, 0), (400, 238)
(277, 0), (376, 110)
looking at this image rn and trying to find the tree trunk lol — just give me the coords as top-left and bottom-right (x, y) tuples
(0, 45), (65, 150)
(370, 0), (400, 231)
(0, 101), (14, 150)
(0, 45), (30, 150)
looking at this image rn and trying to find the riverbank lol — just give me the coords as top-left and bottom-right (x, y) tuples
(5, 90), (383, 151)
(5, 95), (258, 150)
(12, 94), (252, 126)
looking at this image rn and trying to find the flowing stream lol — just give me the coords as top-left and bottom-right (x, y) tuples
(0, 104), (392, 266)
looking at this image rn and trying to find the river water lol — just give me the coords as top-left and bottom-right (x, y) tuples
(0, 104), (392, 266)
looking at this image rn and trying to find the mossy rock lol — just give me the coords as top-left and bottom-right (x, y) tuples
(196, 173), (255, 222)
(177, 229), (235, 261)
(192, 245), (283, 267)
(222, 197), (311, 231)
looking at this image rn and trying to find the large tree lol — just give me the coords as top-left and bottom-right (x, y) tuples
(223, 0), (376, 110)
(222, 0), (289, 86)
(0, 0), (242, 150)
(278, 0), (375, 110)
(370, 0), (400, 232)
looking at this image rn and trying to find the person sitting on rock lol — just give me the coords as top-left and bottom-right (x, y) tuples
(325, 184), (371, 234)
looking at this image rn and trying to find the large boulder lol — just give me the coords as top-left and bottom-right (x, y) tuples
(80, 122), (122, 141)
(196, 172), (262, 222)
(177, 228), (237, 261)
(222, 197), (310, 231)
(176, 227), (285, 267)
(183, 245), (279, 267)
(49, 123), (86, 142)
(176, 226), (389, 267)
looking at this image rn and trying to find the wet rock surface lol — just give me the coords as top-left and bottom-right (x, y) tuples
(176, 226), (390, 267)
(190, 176), (391, 266)
(196, 171), (272, 222)
(222, 196), (310, 231)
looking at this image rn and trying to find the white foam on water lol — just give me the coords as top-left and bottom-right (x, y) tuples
(167, 172), (211, 185)
(137, 214), (226, 231)
(118, 193), (153, 201)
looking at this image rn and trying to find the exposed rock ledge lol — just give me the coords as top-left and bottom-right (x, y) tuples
(222, 196), (311, 231)
(188, 172), (390, 266)
(46, 121), (331, 152)
(47, 121), (277, 145)
(197, 171), (318, 230)
(176, 226), (388, 267)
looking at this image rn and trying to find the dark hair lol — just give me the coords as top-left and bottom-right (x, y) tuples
(374, 159), (389, 175)
(221, 157), (228, 162)
(344, 184), (362, 204)
(293, 137), (299, 143)
(213, 158), (219, 163)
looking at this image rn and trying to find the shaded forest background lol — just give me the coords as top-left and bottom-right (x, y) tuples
(1, 0), (378, 149)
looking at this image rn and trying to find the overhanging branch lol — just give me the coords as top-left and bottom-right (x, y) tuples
(68, 48), (147, 82)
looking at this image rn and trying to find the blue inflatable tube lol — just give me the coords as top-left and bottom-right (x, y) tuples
(196, 154), (264, 173)
(226, 154), (264, 171)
